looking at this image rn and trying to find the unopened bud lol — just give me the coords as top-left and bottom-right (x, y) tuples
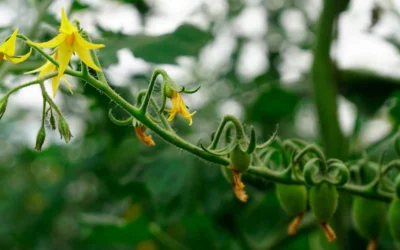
(0, 97), (8, 120)
(49, 111), (56, 130)
(35, 126), (46, 151)
(58, 115), (73, 143)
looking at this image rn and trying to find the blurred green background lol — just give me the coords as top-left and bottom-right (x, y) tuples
(1, 0), (400, 249)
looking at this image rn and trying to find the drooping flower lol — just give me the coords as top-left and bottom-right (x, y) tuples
(25, 51), (73, 97)
(0, 28), (32, 64)
(229, 166), (248, 202)
(165, 91), (196, 125)
(28, 8), (104, 79)
(135, 124), (155, 146)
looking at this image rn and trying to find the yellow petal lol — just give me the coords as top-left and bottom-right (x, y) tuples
(73, 43), (101, 71)
(61, 76), (74, 94)
(74, 32), (105, 49)
(6, 48), (32, 64)
(28, 33), (67, 48)
(59, 8), (77, 34)
(0, 28), (18, 56)
(51, 75), (61, 97)
(57, 41), (74, 77)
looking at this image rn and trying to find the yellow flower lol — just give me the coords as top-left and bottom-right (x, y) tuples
(135, 124), (155, 146)
(165, 91), (196, 125)
(25, 51), (73, 97)
(0, 28), (32, 64)
(28, 8), (104, 79)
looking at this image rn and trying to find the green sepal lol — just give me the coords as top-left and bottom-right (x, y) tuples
(246, 126), (257, 154)
(182, 85), (201, 94)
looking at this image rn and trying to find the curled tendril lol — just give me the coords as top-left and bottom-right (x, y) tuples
(293, 144), (326, 167)
(108, 109), (133, 126)
(256, 124), (279, 149)
(303, 158), (349, 186)
(303, 158), (322, 185)
(327, 161), (350, 186)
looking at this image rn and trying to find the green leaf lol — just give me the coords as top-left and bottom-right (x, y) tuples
(100, 24), (213, 67)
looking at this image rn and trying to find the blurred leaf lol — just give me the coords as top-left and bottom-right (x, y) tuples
(249, 86), (299, 124)
(82, 214), (152, 245)
(119, 0), (150, 15)
(238, 189), (287, 244)
(338, 68), (400, 115)
(141, 154), (197, 223)
(71, 0), (90, 11)
(388, 91), (400, 125)
(181, 214), (216, 250)
(100, 24), (213, 67)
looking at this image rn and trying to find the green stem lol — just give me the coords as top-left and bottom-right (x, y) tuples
(140, 69), (162, 114)
(311, 0), (347, 160)
(41, 93), (46, 127)
(39, 81), (63, 116)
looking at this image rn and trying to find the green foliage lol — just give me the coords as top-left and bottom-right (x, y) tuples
(100, 24), (213, 67)
(249, 86), (299, 124)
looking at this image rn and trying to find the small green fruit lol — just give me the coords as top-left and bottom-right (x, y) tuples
(230, 145), (251, 173)
(276, 183), (307, 216)
(352, 196), (387, 240)
(163, 81), (174, 98)
(389, 198), (400, 242)
(309, 182), (338, 223)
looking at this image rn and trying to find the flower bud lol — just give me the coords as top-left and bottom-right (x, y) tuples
(49, 111), (56, 130)
(0, 97), (8, 120)
(35, 126), (46, 151)
(58, 115), (72, 143)
(352, 197), (387, 248)
(229, 145), (251, 173)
